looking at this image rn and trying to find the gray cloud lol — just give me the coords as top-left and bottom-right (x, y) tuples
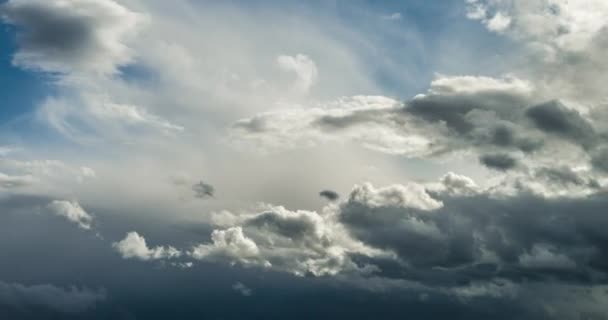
(192, 181), (215, 199)
(0, 281), (106, 314)
(319, 190), (340, 201)
(0, 0), (139, 74)
(591, 147), (608, 173)
(479, 153), (518, 171)
(526, 100), (597, 148)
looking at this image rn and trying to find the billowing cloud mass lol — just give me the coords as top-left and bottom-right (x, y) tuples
(1, 0), (608, 319)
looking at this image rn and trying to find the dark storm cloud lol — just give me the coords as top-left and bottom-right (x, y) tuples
(483, 125), (543, 152)
(192, 181), (215, 199)
(591, 147), (608, 173)
(534, 166), (593, 187)
(405, 90), (528, 134)
(479, 153), (517, 170)
(0, 0), (137, 73)
(319, 190), (340, 201)
(338, 184), (608, 288)
(0, 282), (106, 314)
(0, 3), (94, 57)
(526, 100), (597, 148)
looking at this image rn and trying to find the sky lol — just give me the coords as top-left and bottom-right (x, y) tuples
(1, 0), (608, 319)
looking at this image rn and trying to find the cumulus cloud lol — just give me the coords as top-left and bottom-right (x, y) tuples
(113, 231), (181, 261)
(0, 0), (140, 75)
(0, 281), (106, 314)
(191, 205), (381, 276)
(190, 227), (270, 268)
(47, 200), (94, 230)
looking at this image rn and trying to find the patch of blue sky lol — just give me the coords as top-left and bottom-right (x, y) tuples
(0, 24), (54, 125)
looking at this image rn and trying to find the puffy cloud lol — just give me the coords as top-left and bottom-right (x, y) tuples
(113, 231), (181, 261)
(0, 0), (141, 75)
(190, 227), (269, 268)
(47, 200), (94, 230)
(466, 0), (608, 52)
(347, 182), (442, 211)
(191, 205), (381, 276)
(0, 281), (106, 314)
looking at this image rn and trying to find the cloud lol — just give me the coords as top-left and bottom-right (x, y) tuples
(190, 227), (270, 268)
(479, 153), (518, 171)
(113, 231), (181, 261)
(381, 13), (402, 21)
(0, 0), (141, 75)
(0, 281), (106, 314)
(191, 205), (381, 276)
(192, 181), (215, 199)
(276, 54), (318, 94)
(319, 190), (340, 201)
(0, 172), (34, 189)
(526, 100), (596, 148)
(47, 200), (94, 230)
(232, 282), (252, 296)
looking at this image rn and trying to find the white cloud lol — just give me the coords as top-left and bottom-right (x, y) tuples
(277, 54), (318, 94)
(113, 231), (181, 261)
(0, 172), (34, 189)
(47, 200), (94, 230)
(190, 227), (269, 268)
(348, 182), (443, 210)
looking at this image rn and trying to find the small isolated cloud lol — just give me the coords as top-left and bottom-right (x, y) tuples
(319, 189), (340, 201)
(192, 181), (215, 199)
(47, 200), (94, 230)
(0, 281), (106, 314)
(232, 282), (252, 296)
(113, 231), (181, 261)
(277, 54), (318, 94)
(381, 12), (402, 21)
